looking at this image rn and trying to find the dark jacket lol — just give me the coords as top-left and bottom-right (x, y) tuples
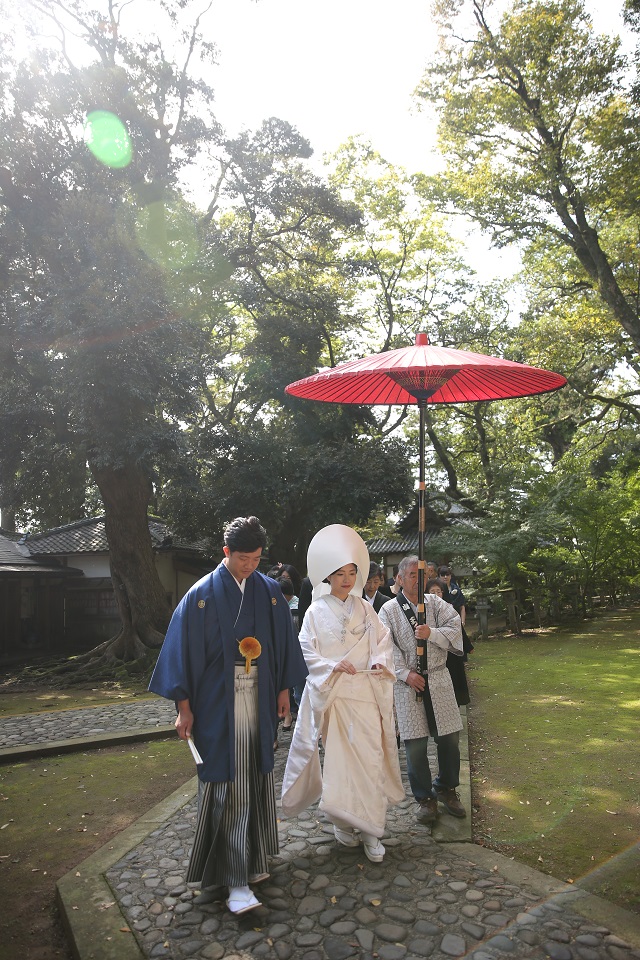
(149, 563), (308, 781)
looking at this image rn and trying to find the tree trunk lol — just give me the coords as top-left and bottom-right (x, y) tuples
(268, 506), (311, 575)
(89, 460), (173, 662)
(0, 506), (16, 532)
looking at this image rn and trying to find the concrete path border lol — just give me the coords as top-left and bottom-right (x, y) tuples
(0, 725), (175, 764)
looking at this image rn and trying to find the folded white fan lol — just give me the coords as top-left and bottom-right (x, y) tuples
(187, 737), (203, 765)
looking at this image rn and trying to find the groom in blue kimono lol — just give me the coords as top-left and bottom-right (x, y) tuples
(149, 516), (307, 915)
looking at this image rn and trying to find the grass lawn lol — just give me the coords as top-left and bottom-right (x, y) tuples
(467, 605), (640, 915)
(0, 739), (194, 960)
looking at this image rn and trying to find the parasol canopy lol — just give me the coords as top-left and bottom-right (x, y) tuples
(285, 332), (567, 405)
(285, 332), (567, 693)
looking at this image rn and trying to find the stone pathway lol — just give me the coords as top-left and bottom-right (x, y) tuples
(102, 738), (640, 960)
(2, 699), (639, 960)
(0, 699), (175, 747)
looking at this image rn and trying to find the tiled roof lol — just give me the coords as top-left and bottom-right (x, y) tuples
(0, 532), (81, 575)
(367, 529), (439, 554)
(21, 516), (212, 558)
(395, 504), (447, 534)
(0, 527), (22, 542)
(0, 533), (33, 565)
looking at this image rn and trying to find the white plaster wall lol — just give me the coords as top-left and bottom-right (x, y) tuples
(155, 554), (176, 604)
(177, 570), (200, 604)
(68, 554), (111, 577)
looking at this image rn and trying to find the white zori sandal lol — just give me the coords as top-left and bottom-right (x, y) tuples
(361, 834), (385, 863)
(226, 886), (262, 914)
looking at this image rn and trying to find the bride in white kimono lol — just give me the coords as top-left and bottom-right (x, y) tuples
(281, 525), (404, 863)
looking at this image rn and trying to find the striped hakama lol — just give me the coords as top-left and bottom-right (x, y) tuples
(186, 666), (278, 887)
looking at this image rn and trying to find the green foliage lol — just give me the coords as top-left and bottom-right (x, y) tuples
(328, 137), (477, 350)
(417, 0), (640, 354)
(0, 0), (215, 526)
(2, 0), (639, 619)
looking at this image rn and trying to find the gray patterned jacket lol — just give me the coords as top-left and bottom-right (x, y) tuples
(378, 593), (463, 740)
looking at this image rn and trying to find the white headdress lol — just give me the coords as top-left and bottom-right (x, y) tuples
(306, 524), (370, 601)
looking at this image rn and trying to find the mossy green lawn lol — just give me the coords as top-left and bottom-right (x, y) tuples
(0, 739), (194, 960)
(468, 607), (640, 915)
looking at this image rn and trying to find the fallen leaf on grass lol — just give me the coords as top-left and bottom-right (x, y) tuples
(1, 820), (14, 829)
(119, 927), (131, 933)
(605, 810), (618, 815)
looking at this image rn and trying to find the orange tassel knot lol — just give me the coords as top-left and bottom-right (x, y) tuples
(238, 636), (261, 674)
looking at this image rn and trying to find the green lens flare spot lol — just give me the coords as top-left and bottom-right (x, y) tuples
(84, 110), (132, 168)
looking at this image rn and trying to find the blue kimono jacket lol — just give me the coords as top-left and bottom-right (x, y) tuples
(149, 563), (308, 782)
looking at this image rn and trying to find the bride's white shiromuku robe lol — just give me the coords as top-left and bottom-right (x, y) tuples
(281, 594), (404, 838)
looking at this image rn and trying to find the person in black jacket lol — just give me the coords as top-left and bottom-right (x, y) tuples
(438, 566), (466, 628)
(426, 577), (473, 708)
(363, 562), (393, 612)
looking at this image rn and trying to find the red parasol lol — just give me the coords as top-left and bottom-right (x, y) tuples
(286, 332), (567, 686)
(284, 333), (566, 405)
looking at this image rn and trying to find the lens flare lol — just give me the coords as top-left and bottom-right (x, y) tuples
(84, 110), (132, 168)
(135, 196), (200, 269)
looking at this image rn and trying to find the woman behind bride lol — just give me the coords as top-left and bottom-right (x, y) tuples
(281, 525), (404, 862)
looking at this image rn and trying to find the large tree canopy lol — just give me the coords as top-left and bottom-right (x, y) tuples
(156, 126), (418, 569)
(416, 0), (640, 354)
(3, 0), (639, 673)
(0, 2), (419, 666)
(0, 0), (221, 665)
